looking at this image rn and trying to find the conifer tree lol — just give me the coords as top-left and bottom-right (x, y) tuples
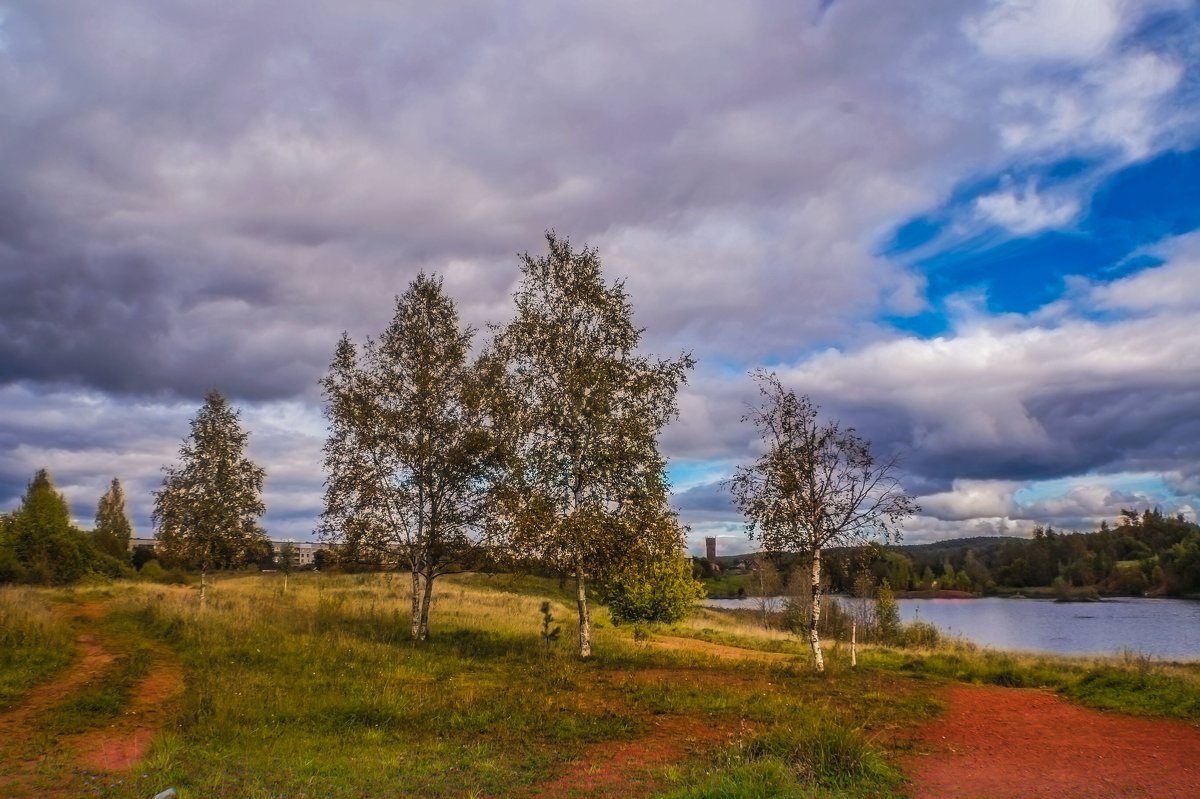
(92, 478), (133, 561)
(154, 391), (267, 604)
(488, 232), (693, 658)
(6, 469), (93, 584)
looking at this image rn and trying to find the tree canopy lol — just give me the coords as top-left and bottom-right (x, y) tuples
(730, 371), (917, 671)
(153, 391), (268, 600)
(319, 273), (499, 640)
(92, 477), (133, 561)
(487, 232), (695, 657)
(0, 469), (125, 584)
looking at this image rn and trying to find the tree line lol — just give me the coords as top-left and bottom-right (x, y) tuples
(0, 471), (134, 584)
(803, 508), (1200, 598)
(2, 232), (928, 669)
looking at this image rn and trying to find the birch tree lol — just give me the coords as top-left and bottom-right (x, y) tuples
(154, 391), (268, 605)
(319, 273), (497, 641)
(488, 232), (693, 658)
(729, 371), (917, 672)
(92, 478), (133, 561)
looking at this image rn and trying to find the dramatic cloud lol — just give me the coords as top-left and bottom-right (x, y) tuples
(1, 0), (1197, 553)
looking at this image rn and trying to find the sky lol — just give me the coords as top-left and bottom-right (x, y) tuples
(2, 0), (1198, 554)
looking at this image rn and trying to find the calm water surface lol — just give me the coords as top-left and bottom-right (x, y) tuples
(705, 596), (1200, 659)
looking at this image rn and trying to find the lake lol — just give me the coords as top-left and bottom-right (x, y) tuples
(704, 596), (1200, 660)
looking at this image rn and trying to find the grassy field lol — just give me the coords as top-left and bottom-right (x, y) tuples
(2, 573), (1198, 798)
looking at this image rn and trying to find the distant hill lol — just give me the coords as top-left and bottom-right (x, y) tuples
(707, 534), (1026, 568)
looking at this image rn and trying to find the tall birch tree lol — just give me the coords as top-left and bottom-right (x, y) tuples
(319, 273), (496, 641)
(729, 371), (917, 672)
(154, 391), (268, 604)
(488, 232), (693, 658)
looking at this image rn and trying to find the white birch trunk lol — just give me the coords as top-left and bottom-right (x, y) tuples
(418, 567), (434, 641)
(409, 569), (423, 641)
(851, 619), (857, 669)
(809, 548), (825, 673)
(575, 561), (592, 659)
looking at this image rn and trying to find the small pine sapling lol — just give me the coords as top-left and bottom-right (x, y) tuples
(540, 601), (561, 652)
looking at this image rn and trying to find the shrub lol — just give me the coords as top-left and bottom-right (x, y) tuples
(875, 579), (900, 643)
(901, 621), (940, 648)
(602, 555), (705, 624)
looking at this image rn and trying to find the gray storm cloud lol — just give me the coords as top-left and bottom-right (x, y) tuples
(1, 0), (1197, 542)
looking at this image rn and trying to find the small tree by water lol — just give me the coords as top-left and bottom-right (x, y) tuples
(875, 579), (900, 643)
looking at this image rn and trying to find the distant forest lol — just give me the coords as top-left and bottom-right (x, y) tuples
(826, 509), (1200, 598)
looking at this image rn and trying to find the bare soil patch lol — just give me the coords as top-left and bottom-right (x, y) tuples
(0, 601), (184, 796)
(903, 684), (1200, 798)
(525, 713), (738, 798)
(68, 648), (185, 772)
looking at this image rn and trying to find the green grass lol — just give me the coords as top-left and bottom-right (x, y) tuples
(0, 586), (76, 709)
(6, 572), (1197, 798)
(39, 636), (153, 735)
(4, 573), (942, 798)
(864, 640), (1200, 719)
(699, 573), (750, 598)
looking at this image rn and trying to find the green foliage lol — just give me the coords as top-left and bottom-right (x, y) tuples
(319, 273), (498, 640)
(857, 509), (1200, 597)
(276, 542), (296, 575)
(602, 554), (705, 624)
(487, 232), (693, 656)
(138, 558), (190, 585)
(92, 477), (133, 561)
(730, 372), (917, 671)
(1, 469), (121, 585)
(538, 600), (561, 649)
(153, 391), (268, 573)
(900, 620), (940, 648)
(874, 579), (900, 642)
(1065, 664), (1200, 717)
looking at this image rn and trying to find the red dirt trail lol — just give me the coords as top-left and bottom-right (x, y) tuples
(902, 684), (1200, 799)
(0, 603), (184, 796)
(526, 713), (738, 798)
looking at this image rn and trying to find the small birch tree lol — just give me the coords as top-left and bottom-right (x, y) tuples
(277, 541), (296, 593)
(92, 478), (133, 561)
(153, 391), (268, 605)
(319, 273), (497, 641)
(730, 371), (917, 672)
(488, 232), (693, 658)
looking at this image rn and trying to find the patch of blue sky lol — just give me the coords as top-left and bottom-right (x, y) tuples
(881, 147), (1200, 335)
(667, 458), (732, 492)
(1014, 472), (1180, 510)
(708, 356), (752, 379)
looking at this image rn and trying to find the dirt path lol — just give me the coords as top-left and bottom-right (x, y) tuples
(518, 635), (782, 798)
(525, 713), (736, 798)
(902, 684), (1200, 799)
(0, 603), (184, 796)
(648, 635), (797, 663)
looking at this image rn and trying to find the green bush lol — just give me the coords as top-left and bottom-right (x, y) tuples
(875, 579), (900, 642)
(901, 620), (940, 648)
(602, 555), (705, 624)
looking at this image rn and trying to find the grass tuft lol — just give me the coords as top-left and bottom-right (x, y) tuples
(0, 586), (76, 709)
